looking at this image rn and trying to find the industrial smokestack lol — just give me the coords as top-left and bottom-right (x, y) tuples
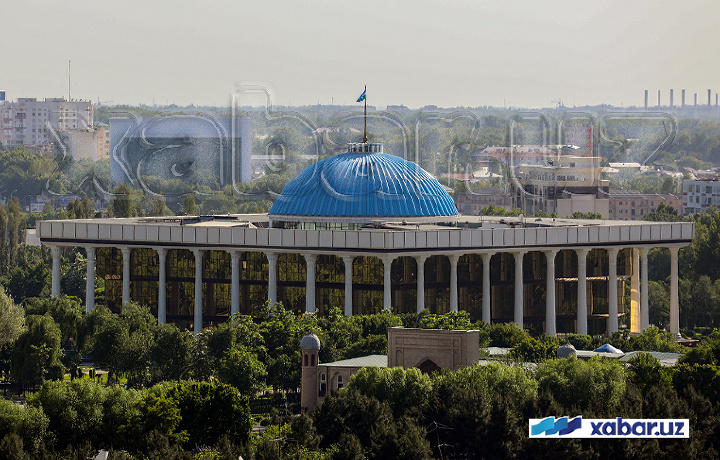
(658, 89), (661, 107)
(644, 90), (648, 110)
(694, 93), (698, 107)
(670, 89), (674, 108)
(709, 89), (712, 106)
(716, 93), (718, 106)
(682, 89), (686, 108)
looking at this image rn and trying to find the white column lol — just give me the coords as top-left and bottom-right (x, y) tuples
(669, 246), (680, 336)
(303, 253), (317, 314)
(85, 247), (95, 313)
(157, 248), (167, 324)
(640, 247), (650, 331)
(513, 252), (525, 328)
(416, 255), (428, 313)
(266, 252), (278, 305)
(192, 249), (204, 335)
(342, 256), (354, 316)
(121, 247), (131, 305)
(51, 246), (62, 297)
(576, 248), (589, 336)
(481, 253), (492, 324)
(449, 255), (459, 312)
(230, 251), (240, 317)
(607, 247), (619, 335)
(382, 256), (393, 311)
(630, 248), (640, 333)
(545, 249), (557, 336)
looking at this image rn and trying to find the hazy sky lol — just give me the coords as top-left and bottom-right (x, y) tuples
(3, 0), (720, 109)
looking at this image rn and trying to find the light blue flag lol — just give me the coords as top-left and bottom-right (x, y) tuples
(357, 87), (366, 102)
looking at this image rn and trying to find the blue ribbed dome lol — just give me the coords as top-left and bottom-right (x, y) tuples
(269, 147), (458, 220)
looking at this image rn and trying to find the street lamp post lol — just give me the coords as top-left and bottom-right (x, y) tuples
(9, 189), (17, 200)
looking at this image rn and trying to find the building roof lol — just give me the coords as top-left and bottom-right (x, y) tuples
(608, 190), (681, 200)
(594, 343), (623, 353)
(36, 214), (696, 255)
(557, 343), (577, 358)
(269, 144), (458, 221)
(618, 351), (683, 367)
(321, 355), (388, 368)
(486, 346), (681, 366)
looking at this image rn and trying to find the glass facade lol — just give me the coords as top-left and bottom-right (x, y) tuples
(95, 246), (625, 335)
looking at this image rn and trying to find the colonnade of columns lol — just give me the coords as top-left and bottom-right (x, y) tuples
(50, 244), (683, 337)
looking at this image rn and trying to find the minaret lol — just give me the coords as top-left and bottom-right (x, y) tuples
(300, 332), (321, 413)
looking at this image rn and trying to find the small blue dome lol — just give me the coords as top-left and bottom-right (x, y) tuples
(269, 147), (458, 220)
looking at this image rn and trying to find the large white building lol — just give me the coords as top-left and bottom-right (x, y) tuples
(682, 178), (720, 215)
(109, 116), (252, 189)
(0, 97), (93, 149)
(512, 155), (610, 217)
(38, 142), (693, 337)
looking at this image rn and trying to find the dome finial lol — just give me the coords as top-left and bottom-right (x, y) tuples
(356, 86), (368, 143)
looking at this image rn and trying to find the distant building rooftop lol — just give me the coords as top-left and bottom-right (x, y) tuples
(321, 355), (388, 368)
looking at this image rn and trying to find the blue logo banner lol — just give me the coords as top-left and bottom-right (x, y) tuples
(529, 417), (689, 438)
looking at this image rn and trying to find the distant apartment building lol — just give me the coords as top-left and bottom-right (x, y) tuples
(563, 122), (593, 155)
(110, 116), (253, 189)
(608, 191), (682, 220)
(454, 187), (513, 215)
(512, 155), (609, 217)
(683, 179), (720, 215)
(474, 130), (592, 169)
(0, 97), (93, 150)
(95, 123), (110, 160)
(603, 162), (653, 176)
(474, 145), (561, 166)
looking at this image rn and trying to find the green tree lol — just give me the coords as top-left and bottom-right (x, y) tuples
(486, 322), (529, 347)
(0, 399), (49, 456)
(150, 324), (194, 382)
(29, 379), (140, 452)
(571, 211), (603, 219)
(162, 381), (253, 448)
(259, 302), (302, 391)
(82, 303), (158, 385)
(627, 352), (672, 394)
(535, 356), (625, 413)
(508, 334), (559, 361)
(0, 286), (23, 348)
(679, 330), (720, 365)
(479, 204), (523, 216)
(181, 193), (198, 216)
(216, 347), (267, 395)
(66, 197), (96, 219)
(0, 206), (7, 275)
(1, 258), (50, 304)
(60, 251), (87, 301)
(644, 202), (683, 222)
(120, 392), (187, 452)
(648, 281), (670, 329)
(11, 315), (63, 392)
(347, 367), (433, 418)
(149, 195), (168, 217)
(24, 296), (83, 346)
(110, 183), (142, 218)
(5, 198), (25, 266)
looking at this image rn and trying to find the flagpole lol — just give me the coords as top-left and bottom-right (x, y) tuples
(363, 85), (367, 143)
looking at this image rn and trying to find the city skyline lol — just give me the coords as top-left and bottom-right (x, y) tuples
(3, 1), (720, 109)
